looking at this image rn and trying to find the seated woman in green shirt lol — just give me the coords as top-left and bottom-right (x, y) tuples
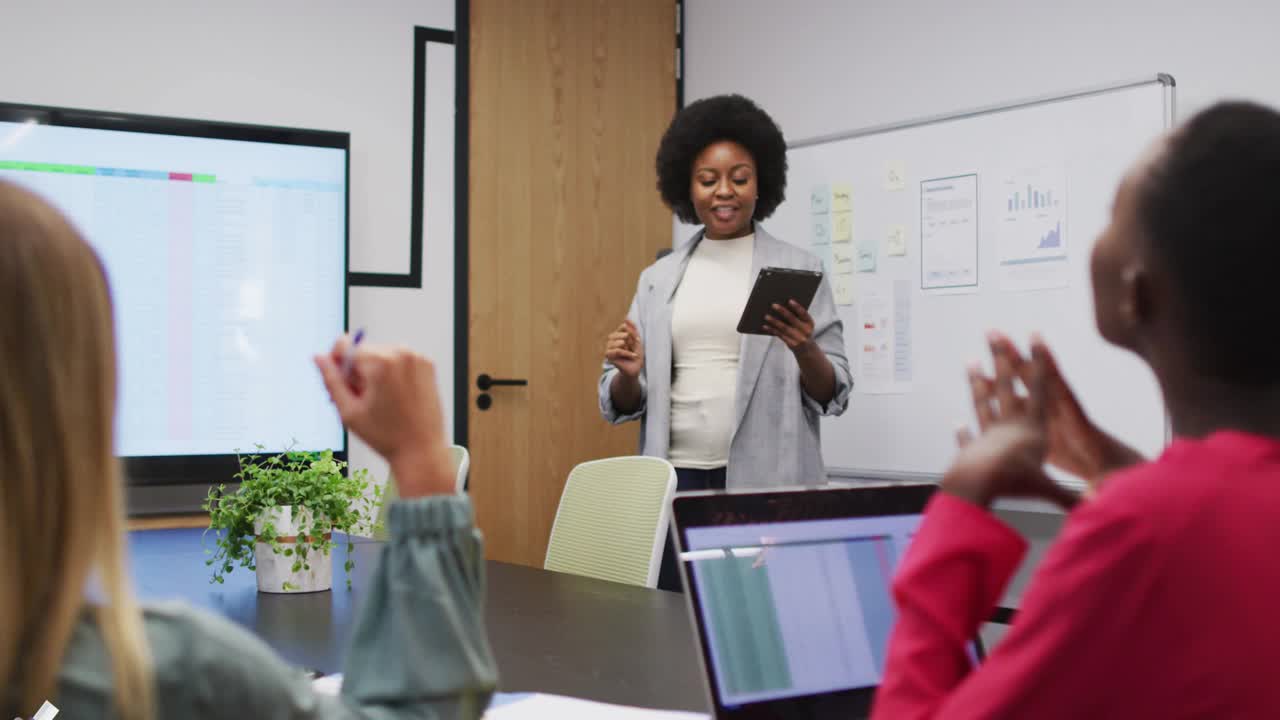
(0, 179), (497, 719)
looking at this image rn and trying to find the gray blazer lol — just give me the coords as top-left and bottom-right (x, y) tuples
(598, 223), (852, 488)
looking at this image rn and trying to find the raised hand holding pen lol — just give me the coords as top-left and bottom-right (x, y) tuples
(315, 332), (454, 497)
(341, 327), (365, 378)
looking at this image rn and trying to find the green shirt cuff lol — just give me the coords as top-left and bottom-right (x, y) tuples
(387, 495), (474, 538)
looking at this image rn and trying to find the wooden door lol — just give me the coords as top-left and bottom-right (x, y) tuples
(469, 0), (676, 566)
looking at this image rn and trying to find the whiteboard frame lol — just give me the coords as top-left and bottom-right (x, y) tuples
(790, 74), (1176, 151)
(814, 73), (1177, 489)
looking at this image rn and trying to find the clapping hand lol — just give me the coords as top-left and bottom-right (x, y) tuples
(942, 333), (1081, 510)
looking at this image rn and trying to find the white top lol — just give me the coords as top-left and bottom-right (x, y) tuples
(668, 234), (755, 469)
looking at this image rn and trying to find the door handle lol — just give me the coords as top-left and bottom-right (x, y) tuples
(476, 374), (528, 391)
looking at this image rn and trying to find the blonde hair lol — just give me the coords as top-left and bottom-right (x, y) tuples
(0, 181), (153, 720)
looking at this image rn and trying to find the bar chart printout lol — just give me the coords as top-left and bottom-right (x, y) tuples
(997, 164), (1070, 292)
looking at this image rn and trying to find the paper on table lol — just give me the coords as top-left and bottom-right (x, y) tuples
(311, 679), (706, 719)
(312, 674), (343, 695)
(485, 693), (709, 719)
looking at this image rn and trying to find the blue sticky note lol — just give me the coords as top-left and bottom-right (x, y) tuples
(810, 185), (830, 214)
(811, 214), (831, 245)
(856, 239), (877, 272)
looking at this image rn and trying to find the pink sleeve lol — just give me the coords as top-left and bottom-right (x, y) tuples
(871, 492), (1027, 720)
(872, 489), (1160, 720)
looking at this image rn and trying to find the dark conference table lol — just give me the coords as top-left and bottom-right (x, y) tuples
(128, 528), (708, 712)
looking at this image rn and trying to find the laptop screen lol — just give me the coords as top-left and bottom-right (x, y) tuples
(673, 485), (981, 717)
(682, 514), (918, 706)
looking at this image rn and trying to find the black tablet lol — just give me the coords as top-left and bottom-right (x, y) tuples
(736, 266), (824, 335)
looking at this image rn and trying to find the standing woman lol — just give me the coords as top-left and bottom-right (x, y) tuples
(598, 95), (852, 590)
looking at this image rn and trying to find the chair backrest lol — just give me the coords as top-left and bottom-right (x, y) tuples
(449, 445), (470, 493)
(543, 456), (677, 588)
(373, 444), (469, 540)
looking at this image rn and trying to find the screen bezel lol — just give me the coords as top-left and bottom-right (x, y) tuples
(672, 484), (953, 719)
(0, 101), (351, 486)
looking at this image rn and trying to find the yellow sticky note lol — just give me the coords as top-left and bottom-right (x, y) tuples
(832, 248), (855, 276)
(831, 184), (853, 213)
(886, 224), (907, 256)
(884, 161), (906, 192)
(833, 242), (855, 264)
(833, 211), (852, 242)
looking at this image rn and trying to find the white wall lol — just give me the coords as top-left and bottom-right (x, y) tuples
(684, 0), (1280, 142)
(2, 0), (457, 487)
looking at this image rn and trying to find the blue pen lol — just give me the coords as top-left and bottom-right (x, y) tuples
(342, 329), (365, 378)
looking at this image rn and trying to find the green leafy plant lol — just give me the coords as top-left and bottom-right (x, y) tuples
(203, 445), (383, 590)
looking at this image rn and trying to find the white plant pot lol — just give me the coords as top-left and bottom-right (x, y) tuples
(253, 505), (332, 593)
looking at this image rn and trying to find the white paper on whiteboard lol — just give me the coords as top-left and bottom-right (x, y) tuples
(855, 276), (912, 394)
(920, 173), (979, 294)
(997, 164), (1070, 292)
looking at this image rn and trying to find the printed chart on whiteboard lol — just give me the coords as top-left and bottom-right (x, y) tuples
(997, 165), (1069, 291)
(919, 174), (979, 293)
(855, 277), (912, 395)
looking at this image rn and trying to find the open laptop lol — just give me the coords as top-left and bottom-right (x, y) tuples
(671, 484), (982, 719)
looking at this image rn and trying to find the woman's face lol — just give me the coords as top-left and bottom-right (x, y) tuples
(690, 140), (757, 239)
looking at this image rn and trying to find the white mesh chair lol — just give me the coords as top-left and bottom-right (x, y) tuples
(543, 456), (678, 588)
(373, 445), (469, 540)
(447, 445), (470, 493)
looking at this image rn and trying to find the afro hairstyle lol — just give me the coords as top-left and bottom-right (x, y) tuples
(655, 94), (787, 225)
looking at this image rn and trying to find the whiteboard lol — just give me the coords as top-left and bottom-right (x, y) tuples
(764, 77), (1175, 482)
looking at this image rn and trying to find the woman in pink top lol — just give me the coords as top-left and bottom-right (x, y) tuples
(874, 101), (1280, 719)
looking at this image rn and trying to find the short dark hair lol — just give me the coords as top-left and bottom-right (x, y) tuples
(655, 94), (787, 225)
(1137, 101), (1280, 384)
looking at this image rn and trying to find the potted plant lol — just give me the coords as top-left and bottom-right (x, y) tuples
(203, 446), (382, 593)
